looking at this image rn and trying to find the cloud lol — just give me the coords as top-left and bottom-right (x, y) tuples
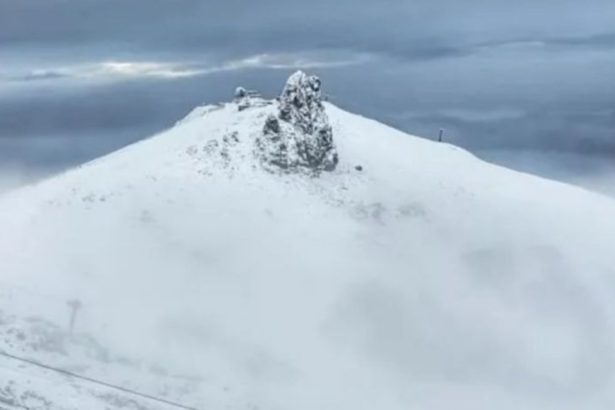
(394, 108), (527, 124)
(2, 52), (369, 85)
(224, 52), (370, 71)
(90, 61), (204, 79)
(2, 62), (202, 83)
(2, 0), (614, 73)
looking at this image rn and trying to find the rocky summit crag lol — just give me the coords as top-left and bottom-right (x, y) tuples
(256, 71), (338, 173)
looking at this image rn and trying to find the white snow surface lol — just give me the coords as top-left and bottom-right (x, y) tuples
(1, 97), (615, 409)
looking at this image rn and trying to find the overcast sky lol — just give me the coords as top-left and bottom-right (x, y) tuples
(1, 0), (614, 190)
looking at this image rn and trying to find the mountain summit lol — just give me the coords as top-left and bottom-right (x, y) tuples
(257, 71), (338, 172)
(1, 73), (615, 410)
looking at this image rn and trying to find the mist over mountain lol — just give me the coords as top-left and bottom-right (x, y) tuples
(1, 73), (615, 409)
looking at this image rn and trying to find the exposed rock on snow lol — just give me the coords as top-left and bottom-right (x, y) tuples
(256, 71), (338, 173)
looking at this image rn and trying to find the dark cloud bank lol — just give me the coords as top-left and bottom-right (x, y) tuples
(0, 0), (614, 194)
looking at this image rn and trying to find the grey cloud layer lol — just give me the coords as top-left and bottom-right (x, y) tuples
(3, 1), (615, 58)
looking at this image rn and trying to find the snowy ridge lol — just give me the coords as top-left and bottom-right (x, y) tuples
(1, 72), (615, 409)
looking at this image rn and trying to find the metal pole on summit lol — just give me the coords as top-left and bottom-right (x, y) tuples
(67, 299), (82, 333)
(438, 129), (444, 142)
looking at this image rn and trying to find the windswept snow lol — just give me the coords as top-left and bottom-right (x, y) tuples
(1, 73), (615, 409)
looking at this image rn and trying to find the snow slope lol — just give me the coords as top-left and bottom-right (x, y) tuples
(1, 73), (615, 409)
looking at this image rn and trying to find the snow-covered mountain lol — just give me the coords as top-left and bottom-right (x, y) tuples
(1, 71), (615, 410)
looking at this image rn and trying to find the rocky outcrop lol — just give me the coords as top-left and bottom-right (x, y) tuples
(256, 71), (338, 173)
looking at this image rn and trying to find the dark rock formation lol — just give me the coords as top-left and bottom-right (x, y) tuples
(256, 71), (338, 173)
